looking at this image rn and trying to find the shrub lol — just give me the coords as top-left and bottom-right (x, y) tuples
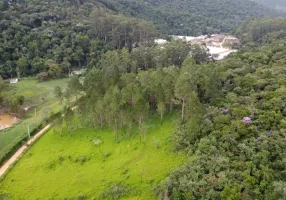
(80, 156), (86, 164)
(77, 194), (86, 200)
(58, 155), (64, 163)
(0, 193), (10, 200)
(37, 72), (49, 82)
(100, 182), (131, 200)
(104, 152), (111, 158)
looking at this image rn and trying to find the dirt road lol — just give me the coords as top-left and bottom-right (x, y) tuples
(0, 124), (51, 177)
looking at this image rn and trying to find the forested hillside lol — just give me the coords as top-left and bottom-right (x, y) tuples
(157, 34), (286, 199)
(0, 0), (157, 79)
(252, 0), (286, 10)
(1, 0), (286, 199)
(37, 26), (286, 199)
(38, 20), (286, 199)
(0, 0), (282, 80)
(101, 0), (280, 35)
(233, 18), (286, 43)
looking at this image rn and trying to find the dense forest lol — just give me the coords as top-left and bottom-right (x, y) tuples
(97, 0), (282, 35)
(0, 0), (283, 80)
(252, 0), (286, 10)
(0, 0), (158, 79)
(233, 18), (286, 43)
(159, 35), (286, 200)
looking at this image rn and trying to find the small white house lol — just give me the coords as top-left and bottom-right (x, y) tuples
(71, 69), (87, 76)
(154, 39), (168, 45)
(10, 78), (18, 84)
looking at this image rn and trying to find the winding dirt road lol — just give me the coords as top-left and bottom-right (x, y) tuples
(0, 124), (51, 177)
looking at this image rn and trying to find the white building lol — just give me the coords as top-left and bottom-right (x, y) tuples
(10, 78), (18, 84)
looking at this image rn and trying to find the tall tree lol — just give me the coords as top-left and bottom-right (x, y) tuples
(66, 76), (82, 101)
(104, 86), (121, 139)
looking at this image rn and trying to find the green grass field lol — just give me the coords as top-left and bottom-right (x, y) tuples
(0, 115), (186, 199)
(0, 78), (69, 162)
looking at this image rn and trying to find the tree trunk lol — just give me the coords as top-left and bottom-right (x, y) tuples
(92, 121), (95, 129)
(114, 119), (118, 139)
(181, 99), (185, 124)
(129, 123), (132, 137)
(68, 66), (71, 77)
(100, 115), (103, 129)
(139, 118), (142, 143)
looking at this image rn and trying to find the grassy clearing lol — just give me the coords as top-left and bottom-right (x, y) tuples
(0, 114), (186, 199)
(0, 78), (69, 162)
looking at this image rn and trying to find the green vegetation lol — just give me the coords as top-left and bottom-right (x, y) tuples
(2, 18), (286, 199)
(0, 0), (286, 199)
(100, 0), (280, 35)
(56, 20), (286, 199)
(0, 0), (282, 80)
(251, 0), (286, 11)
(233, 18), (286, 43)
(0, 114), (186, 199)
(0, 0), (157, 79)
(159, 30), (286, 199)
(0, 78), (69, 163)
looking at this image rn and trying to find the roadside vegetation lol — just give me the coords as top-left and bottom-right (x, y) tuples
(0, 78), (69, 163)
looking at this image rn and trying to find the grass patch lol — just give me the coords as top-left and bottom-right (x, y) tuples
(0, 114), (186, 199)
(0, 78), (69, 162)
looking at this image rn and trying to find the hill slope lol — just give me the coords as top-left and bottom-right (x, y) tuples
(0, 0), (157, 78)
(102, 0), (281, 35)
(251, 0), (286, 11)
(0, 0), (281, 79)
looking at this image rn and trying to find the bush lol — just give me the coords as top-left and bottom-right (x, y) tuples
(36, 72), (49, 82)
(80, 156), (86, 164)
(58, 155), (64, 163)
(104, 152), (111, 158)
(172, 127), (191, 151)
(77, 194), (86, 200)
(100, 182), (131, 200)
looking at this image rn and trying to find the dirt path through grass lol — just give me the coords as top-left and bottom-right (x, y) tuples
(0, 124), (51, 177)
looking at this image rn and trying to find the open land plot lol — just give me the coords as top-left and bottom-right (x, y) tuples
(0, 115), (186, 200)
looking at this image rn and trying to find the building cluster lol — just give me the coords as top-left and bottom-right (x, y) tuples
(155, 34), (240, 61)
(172, 34), (240, 48)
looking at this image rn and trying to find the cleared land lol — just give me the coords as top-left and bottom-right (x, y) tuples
(0, 115), (186, 199)
(0, 78), (69, 162)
